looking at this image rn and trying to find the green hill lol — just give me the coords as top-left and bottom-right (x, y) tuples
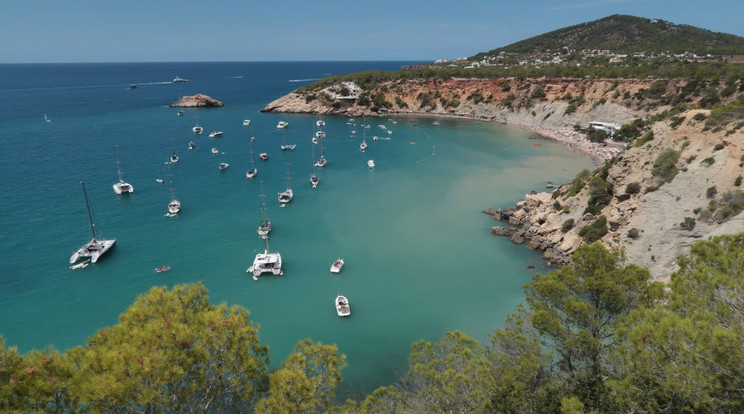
(471, 15), (744, 59)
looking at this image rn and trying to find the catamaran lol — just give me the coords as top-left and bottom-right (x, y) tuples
(247, 236), (283, 277)
(257, 182), (272, 239)
(113, 145), (134, 194)
(70, 181), (116, 264)
(246, 137), (258, 179)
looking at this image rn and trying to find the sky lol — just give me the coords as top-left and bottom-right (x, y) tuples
(2, 0), (743, 63)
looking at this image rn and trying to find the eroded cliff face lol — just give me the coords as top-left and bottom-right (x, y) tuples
(488, 111), (744, 279)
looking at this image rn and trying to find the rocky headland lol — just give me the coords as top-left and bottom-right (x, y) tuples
(170, 94), (224, 108)
(263, 77), (744, 280)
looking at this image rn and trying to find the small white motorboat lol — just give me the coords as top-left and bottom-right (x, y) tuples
(188, 141), (195, 150)
(155, 265), (171, 273)
(211, 147), (219, 155)
(193, 125), (203, 134)
(259, 153), (268, 160)
(177, 111), (185, 116)
(336, 295), (351, 317)
(218, 162), (229, 171)
(330, 258), (344, 273)
(310, 174), (319, 188)
(312, 137), (318, 145)
(156, 178), (164, 183)
(173, 76), (189, 83)
(209, 131), (223, 138)
(316, 120), (325, 127)
(368, 160), (375, 169)
(360, 142), (367, 151)
(243, 119), (251, 126)
(314, 156), (327, 168)
(276, 121), (288, 129)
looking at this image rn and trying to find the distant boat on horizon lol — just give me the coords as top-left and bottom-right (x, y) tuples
(173, 76), (189, 83)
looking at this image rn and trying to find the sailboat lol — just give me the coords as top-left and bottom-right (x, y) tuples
(310, 139), (319, 188)
(360, 124), (368, 152)
(257, 181), (272, 239)
(278, 154), (293, 204)
(112, 145), (134, 194)
(165, 163), (181, 217)
(70, 181), (116, 264)
(314, 130), (327, 168)
(170, 142), (179, 163)
(247, 236), (282, 277)
(44, 113), (51, 123)
(246, 136), (258, 179)
(280, 129), (295, 151)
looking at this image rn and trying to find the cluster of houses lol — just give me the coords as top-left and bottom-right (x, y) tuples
(323, 81), (362, 101)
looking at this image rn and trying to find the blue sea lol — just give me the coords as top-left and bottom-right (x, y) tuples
(0, 61), (593, 398)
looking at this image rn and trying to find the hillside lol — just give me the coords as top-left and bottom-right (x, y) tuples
(471, 14), (744, 59)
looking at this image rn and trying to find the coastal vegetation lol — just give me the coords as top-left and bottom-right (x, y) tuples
(6, 237), (744, 412)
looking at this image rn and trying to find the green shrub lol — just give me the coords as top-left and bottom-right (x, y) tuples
(502, 94), (516, 108)
(564, 103), (578, 115)
(625, 182), (641, 195)
(579, 216), (608, 243)
(652, 149), (681, 183)
(735, 176), (742, 186)
(680, 217), (696, 231)
(712, 190), (744, 223)
(633, 130), (654, 147)
(305, 94), (317, 103)
(701, 157), (715, 166)
(500, 80), (511, 92)
(692, 113), (707, 121)
(566, 169), (591, 197)
(707, 186), (718, 198)
(714, 143), (725, 151)
(553, 201), (562, 210)
(587, 176), (612, 211)
(627, 228), (639, 239)
(645, 185), (659, 194)
(530, 86), (546, 100)
(669, 116), (685, 129)
(561, 218), (575, 233)
(331, 101), (342, 109)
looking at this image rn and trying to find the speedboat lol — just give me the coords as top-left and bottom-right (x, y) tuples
(218, 162), (229, 171)
(246, 168), (257, 179)
(243, 119), (251, 126)
(209, 131), (223, 138)
(276, 121), (289, 129)
(193, 125), (204, 134)
(173, 76), (189, 83)
(310, 174), (319, 188)
(368, 160), (375, 169)
(259, 153), (268, 160)
(281, 144), (296, 151)
(312, 137), (318, 145)
(155, 265), (171, 273)
(315, 131), (326, 139)
(71, 181), (116, 264)
(336, 295), (351, 317)
(177, 111), (184, 116)
(330, 258), (344, 273)
(211, 147), (219, 154)
(156, 178), (164, 183)
(170, 154), (179, 163)
(129, 84), (137, 89)
(316, 120), (325, 127)
(373, 136), (379, 141)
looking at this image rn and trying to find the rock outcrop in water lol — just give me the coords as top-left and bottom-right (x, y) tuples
(170, 94), (224, 108)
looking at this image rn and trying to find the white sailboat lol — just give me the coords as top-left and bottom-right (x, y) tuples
(360, 124), (368, 152)
(170, 142), (179, 163)
(112, 145), (134, 194)
(257, 181), (272, 239)
(70, 181), (116, 264)
(335, 295), (351, 317)
(44, 113), (51, 123)
(310, 139), (319, 188)
(246, 136), (258, 179)
(166, 164), (181, 217)
(280, 129), (295, 151)
(278, 154), (293, 204)
(193, 123), (203, 134)
(314, 130), (327, 168)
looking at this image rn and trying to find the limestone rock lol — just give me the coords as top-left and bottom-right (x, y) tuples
(170, 94), (224, 108)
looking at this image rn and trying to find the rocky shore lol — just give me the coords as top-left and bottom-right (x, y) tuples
(170, 94), (224, 108)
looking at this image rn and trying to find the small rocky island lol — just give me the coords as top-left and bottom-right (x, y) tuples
(169, 94), (224, 108)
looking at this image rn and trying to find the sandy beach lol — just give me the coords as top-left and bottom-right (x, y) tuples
(519, 124), (623, 166)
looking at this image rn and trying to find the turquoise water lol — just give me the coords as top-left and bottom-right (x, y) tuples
(0, 62), (593, 397)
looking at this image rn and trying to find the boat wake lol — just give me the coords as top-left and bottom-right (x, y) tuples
(288, 78), (321, 83)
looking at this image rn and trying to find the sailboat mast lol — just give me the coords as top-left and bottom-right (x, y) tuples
(81, 181), (97, 240)
(115, 145), (123, 182)
(250, 136), (256, 168)
(260, 181), (268, 225)
(168, 163), (176, 200)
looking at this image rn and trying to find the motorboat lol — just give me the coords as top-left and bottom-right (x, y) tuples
(170, 142), (178, 163)
(360, 141), (367, 151)
(70, 259), (90, 270)
(209, 131), (223, 138)
(257, 182), (272, 239)
(310, 175), (319, 188)
(193, 124), (203, 134)
(259, 153), (268, 160)
(129, 84), (137, 89)
(276, 121), (289, 129)
(173, 76), (189, 83)
(247, 238), (283, 277)
(312, 137), (318, 145)
(316, 120), (325, 127)
(156, 178), (164, 183)
(218, 162), (229, 171)
(330, 258), (344, 273)
(336, 295), (351, 317)
(314, 156), (327, 168)
(368, 160), (375, 169)
(373, 136), (379, 141)
(155, 265), (170, 273)
(246, 137), (258, 179)
(177, 111), (185, 116)
(70, 181), (116, 264)
(113, 145), (134, 194)
(211, 147), (219, 155)
(243, 119), (251, 126)
(188, 141), (195, 150)
(315, 131), (326, 139)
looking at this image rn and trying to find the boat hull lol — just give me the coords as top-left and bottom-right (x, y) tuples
(70, 238), (116, 264)
(247, 250), (282, 276)
(335, 295), (350, 317)
(113, 182), (134, 194)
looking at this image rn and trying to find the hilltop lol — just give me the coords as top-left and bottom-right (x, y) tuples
(470, 14), (744, 61)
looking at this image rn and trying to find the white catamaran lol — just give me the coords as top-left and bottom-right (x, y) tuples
(70, 181), (116, 264)
(112, 145), (134, 194)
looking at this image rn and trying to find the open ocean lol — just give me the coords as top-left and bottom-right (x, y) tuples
(0, 61), (593, 398)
